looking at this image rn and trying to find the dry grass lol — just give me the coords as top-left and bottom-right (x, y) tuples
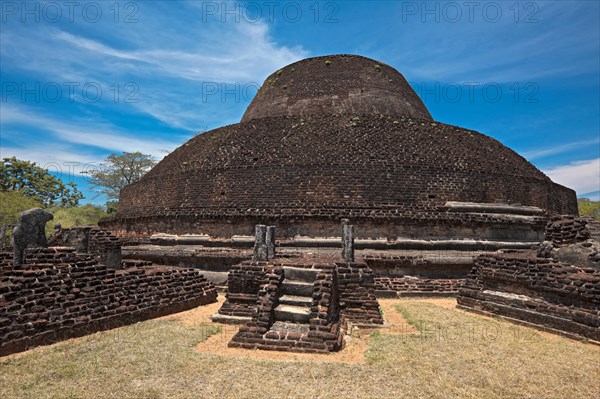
(1, 298), (598, 399)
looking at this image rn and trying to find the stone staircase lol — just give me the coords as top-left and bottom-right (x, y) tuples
(228, 261), (349, 353)
(224, 256), (384, 353)
(272, 266), (319, 326)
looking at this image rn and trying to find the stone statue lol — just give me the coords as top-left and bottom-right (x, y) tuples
(12, 208), (53, 266)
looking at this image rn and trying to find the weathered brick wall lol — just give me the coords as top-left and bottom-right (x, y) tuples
(232, 265), (283, 342)
(337, 262), (384, 325)
(101, 113), (577, 238)
(49, 227), (122, 269)
(101, 211), (548, 241)
(0, 250), (12, 275)
(457, 253), (600, 342)
(0, 248), (217, 356)
(374, 277), (464, 295)
(545, 217), (591, 245)
(218, 261), (269, 318)
(304, 264), (344, 353)
(364, 254), (469, 296)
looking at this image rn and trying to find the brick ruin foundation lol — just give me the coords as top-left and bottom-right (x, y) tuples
(0, 227), (217, 356)
(212, 223), (384, 353)
(2, 54), (596, 357)
(457, 218), (600, 343)
(217, 258), (383, 353)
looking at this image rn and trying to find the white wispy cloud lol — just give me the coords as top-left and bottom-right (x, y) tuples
(522, 138), (600, 160)
(1, 12), (307, 130)
(0, 145), (103, 175)
(544, 158), (600, 195)
(54, 23), (306, 83)
(1, 104), (184, 158)
(390, 1), (599, 83)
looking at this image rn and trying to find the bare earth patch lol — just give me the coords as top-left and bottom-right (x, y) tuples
(164, 294), (400, 364)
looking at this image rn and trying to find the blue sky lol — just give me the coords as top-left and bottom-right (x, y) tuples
(1, 0), (599, 205)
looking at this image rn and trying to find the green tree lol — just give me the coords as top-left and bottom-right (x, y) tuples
(578, 198), (600, 221)
(0, 157), (83, 207)
(84, 152), (156, 202)
(105, 200), (119, 214)
(45, 204), (107, 236)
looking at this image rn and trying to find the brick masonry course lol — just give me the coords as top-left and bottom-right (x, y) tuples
(0, 247), (217, 356)
(101, 113), (575, 238)
(457, 253), (600, 342)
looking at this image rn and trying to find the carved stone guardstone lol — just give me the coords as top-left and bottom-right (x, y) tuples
(342, 219), (355, 262)
(12, 208), (54, 266)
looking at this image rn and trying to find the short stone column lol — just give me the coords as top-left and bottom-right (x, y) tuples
(253, 224), (268, 261)
(341, 219), (355, 262)
(266, 226), (276, 259)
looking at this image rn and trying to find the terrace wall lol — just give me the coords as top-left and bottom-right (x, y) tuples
(0, 247), (217, 356)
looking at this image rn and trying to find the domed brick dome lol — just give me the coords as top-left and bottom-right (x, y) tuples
(101, 55), (577, 239)
(241, 54), (432, 122)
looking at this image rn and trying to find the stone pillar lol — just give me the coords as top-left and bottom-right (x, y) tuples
(341, 219), (354, 262)
(266, 226), (276, 260)
(253, 224), (268, 261)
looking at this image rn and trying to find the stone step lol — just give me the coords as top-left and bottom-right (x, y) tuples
(274, 304), (311, 323)
(281, 279), (313, 296)
(210, 314), (252, 325)
(279, 294), (312, 307)
(282, 266), (321, 282)
(270, 321), (310, 334)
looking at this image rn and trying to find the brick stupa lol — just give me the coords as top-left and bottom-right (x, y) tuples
(101, 54), (576, 241)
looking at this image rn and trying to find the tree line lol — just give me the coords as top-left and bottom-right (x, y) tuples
(0, 152), (156, 244)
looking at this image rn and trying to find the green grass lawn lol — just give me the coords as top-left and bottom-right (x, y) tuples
(1, 301), (598, 399)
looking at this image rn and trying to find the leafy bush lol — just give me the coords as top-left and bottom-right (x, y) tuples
(578, 198), (600, 220)
(45, 204), (107, 236)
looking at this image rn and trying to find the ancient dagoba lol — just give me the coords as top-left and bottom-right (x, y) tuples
(101, 54), (576, 242)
